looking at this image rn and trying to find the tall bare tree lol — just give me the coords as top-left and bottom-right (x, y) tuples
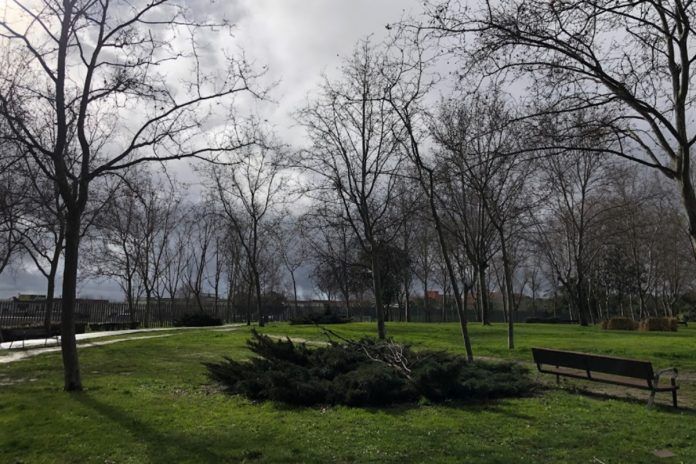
(0, 0), (262, 390)
(380, 26), (474, 359)
(434, 89), (534, 348)
(425, 0), (696, 260)
(209, 144), (284, 327)
(535, 118), (612, 325)
(297, 38), (405, 339)
(271, 215), (306, 317)
(18, 165), (66, 332)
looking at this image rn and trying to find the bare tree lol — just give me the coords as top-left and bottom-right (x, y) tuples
(297, 38), (405, 339)
(434, 89), (534, 348)
(161, 209), (190, 308)
(183, 201), (217, 313)
(534, 117), (613, 325)
(0, 165), (25, 278)
(132, 174), (182, 325)
(88, 176), (146, 325)
(304, 205), (364, 315)
(271, 215), (306, 317)
(412, 217), (438, 321)
(209, 144), (284, 327)
(0, 0), (263, 390)
(17, 161), (66, 333)
(425, 0), (696, 260)
(380, 26), (474, 359)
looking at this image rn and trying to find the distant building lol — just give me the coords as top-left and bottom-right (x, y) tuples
(425, 290), (442, 300)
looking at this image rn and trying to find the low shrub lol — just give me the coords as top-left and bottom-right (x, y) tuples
(289, 309), (351, 325)
(174, 312), (222, 327)
(601, 317), (638, 331)
(677, 311), (693, 324)
(205, 330), (534, 407)
(639, 317), (678, 332)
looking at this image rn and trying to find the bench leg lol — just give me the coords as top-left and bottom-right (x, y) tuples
(671, 379), (678, 408)
(647, 390), (656, 408)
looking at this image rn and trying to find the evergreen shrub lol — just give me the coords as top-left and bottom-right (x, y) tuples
(205, 330), (535, 406)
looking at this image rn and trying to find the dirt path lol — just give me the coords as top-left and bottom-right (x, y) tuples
(0, 324), (244, 350)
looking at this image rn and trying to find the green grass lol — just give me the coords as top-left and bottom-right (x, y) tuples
(0, 323), (694, 463)
(265, 322), (696, 369)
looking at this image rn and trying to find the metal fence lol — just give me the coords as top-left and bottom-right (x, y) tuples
(0, 300), (256, 329)
(0, 298), (573, 331)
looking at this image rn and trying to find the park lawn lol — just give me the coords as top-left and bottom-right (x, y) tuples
(261, 322), (696, 370)
(0, 323), (693, 464)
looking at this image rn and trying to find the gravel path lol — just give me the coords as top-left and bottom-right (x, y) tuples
(0, 334), (174, 364)
(0, 324), (244, 350)
(0, 324), (245, 364)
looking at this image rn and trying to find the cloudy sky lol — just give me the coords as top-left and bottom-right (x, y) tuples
(0, 0), (426, 300)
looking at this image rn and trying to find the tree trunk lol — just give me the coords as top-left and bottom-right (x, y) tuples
(254, 269), (264, 327)
(473, 272), (482, 322)
(145, 291), (152, 328)
(422, 277), (429, 322)
(43, 263), (58, 335)
(575, 274), (590, 326)
(371, 252), (386, 340)
(291, 272), (299, 318)
(424, 172), (473, 360)
(60, 212), (82, 391)
(245, 280), (252, 326)
(404, 280), (411, 323)
(478, 265), (491, 325)
(678, 167), (696, 261)
(500, 239), (515, 350)
(342, 289), (351, 318)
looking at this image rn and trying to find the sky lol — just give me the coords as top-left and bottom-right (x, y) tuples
(0, 0), (426, 301)
(232, 0), (423, 143)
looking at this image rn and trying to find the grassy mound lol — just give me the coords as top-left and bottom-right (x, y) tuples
(205, 330), (534, 406)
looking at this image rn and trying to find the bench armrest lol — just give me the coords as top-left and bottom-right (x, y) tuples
(654, 368), (678, 385)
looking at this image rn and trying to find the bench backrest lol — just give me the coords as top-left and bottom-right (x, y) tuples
(532, 348), (654, 380)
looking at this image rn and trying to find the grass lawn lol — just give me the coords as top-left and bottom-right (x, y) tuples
(0, 323), (694, 463)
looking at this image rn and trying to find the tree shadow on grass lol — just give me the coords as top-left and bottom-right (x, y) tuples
(263, 395), (536, 421)
(72, 393), (237, 464)
(553, 384), (696, 415)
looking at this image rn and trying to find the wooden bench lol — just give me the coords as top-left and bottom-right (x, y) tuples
(532, 348), (679, 407)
